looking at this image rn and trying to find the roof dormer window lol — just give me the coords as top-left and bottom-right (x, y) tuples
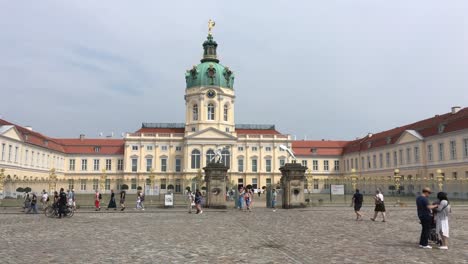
(438, 124), (445, 134)
(94, 146), (101, 153)
(367, 141), (372, 148)
(311, 148), (317, 154)
(386, 137), (392, 144)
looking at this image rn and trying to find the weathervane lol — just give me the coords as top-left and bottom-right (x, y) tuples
(208, 19), (216, 35)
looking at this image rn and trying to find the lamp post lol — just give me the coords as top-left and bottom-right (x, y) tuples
(350, 169), (358, 192)
(393, 169), (401, 197)
(436, 169), (444, 191)
(0, 168), (5, 201)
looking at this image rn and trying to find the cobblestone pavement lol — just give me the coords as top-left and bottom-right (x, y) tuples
(0, 206), (467, 264)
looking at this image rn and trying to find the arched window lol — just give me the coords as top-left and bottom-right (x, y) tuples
(191, 149), (201, 169)
(207, 103), (215, 120)
(193, 104), (198, 121)
(206, 149), (215, 165)
(222, 149), (231, 168)
(223, 104), (228, 121)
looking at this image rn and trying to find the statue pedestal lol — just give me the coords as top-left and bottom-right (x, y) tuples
(280, 162), (307, 209)
(203, 162), (228, 209)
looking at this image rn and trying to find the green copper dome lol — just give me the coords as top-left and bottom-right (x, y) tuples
(185, 35), (235, 89)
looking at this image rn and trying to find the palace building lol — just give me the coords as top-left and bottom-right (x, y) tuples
(0, 32), (467, 198)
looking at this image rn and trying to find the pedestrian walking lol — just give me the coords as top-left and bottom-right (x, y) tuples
(107, 190), (117, 210)
(416, 187), (437, 249)
(351, 189), (364, 221)
(58, 188), (67, 218)
(23, 193), (31, 212)
(140, 192), (145, 210)
(435, 192), (451, 249)
(370, 189), (386, 222)
(26, 193), (38, 214)
(272, 189), (277, 212)
(135, 192), (142, 210)
(95, 190), (101, 211)
(41, 190), (49, 210)
(238, 187), (245, 210)
(245, 189), (252, 212)
(195, 189), (203, 214)
(120, 190), (126, 211)
(187, 190), (195, 213)
(67, 189), (76, 211)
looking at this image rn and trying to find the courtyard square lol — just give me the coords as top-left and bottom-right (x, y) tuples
(0, 206), (467, 264)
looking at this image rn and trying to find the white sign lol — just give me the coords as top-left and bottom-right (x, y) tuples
(164, 194), (173, 206)
(331, 185), (345, 195)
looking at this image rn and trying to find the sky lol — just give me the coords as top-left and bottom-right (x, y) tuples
(0, 0), (467, 140)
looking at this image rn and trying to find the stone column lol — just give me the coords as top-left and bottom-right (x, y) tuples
(280, 162), (307, 209)
(203, 162), (228, 209)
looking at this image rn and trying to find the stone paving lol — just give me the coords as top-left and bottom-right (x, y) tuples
(0, 206), (467, 264)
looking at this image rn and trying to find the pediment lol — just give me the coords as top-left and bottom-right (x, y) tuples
(395, 130), (424, 145)
(0, 125), (23, 141)
(186, 127), (237, 140)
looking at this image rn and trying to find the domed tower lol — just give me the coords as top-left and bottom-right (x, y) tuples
(184, 29), (236, 135)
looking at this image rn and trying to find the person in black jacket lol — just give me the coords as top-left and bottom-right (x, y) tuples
(58, 188), (67, 218)
(351, 189), (364, 221)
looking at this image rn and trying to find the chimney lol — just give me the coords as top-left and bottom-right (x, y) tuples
(25, 126), (33, 131)
(79, 134), (85, 141)
(451, 106), (461, 114)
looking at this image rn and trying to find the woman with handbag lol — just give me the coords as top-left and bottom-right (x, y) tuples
(371, 189), (387, 222)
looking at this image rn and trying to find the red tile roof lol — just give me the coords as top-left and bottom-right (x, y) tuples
(343, 107), (468, 154)
(292, 140), (349, 156)
(0, 118), (124, 155)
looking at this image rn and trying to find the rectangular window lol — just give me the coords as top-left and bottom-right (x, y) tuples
(406, 148), (411, 164)
(160, 179), (167, 189)
(68, 179), (74, 191)
(355, 158), (358, 170)
(25, 150), (29, 165)
(132, 158), (138, 172)
(266, 178), (272, 185)
(438, 143), (444, 161)
(313, 179), (319, 190)
(266, 159), (272, 172)
(464, 139), (468, 157)
(105, 179), (110, 190)
(81, 159), (87, 171)
(1, 143), (5, 160)
(161, 146), (168, 151)
(399, 149), (404, 165)
(176, 146), (182, 151)
(265, 146), (271, 152)
(31, 151), (34, 166)
(414, 146), (420, 163)
(93, 159), (100, 171)
(452, 172), (458, 180)
(238, 159), (244, 172)
(146, 145), (153, 151)
(14, 146), (18, 163)
(161, 158), (167, 172)
(131, 178), (137, 190)
(8, 145), (12, 162)
(301, 160), (308, 167)
(69, 159), (76, 171)
(324, 160), (329, 171)
(334, 160), (340, 171)
(367, 156), (371, 169)
(252, 159), (258, 172)
(117, 159), (124, 170)
(351, 159), (354, 169)
(238, 146), (244, 151)
(237, 178), (244, 188)
(175, 158), (181, 172)
(132, 145), (138, 151)
(252, 178), (258, 189)
(372, 155), (377, 169)
(92, 179), (98, 191)
(428, 145), (433, 161)
(361, 157), (365, 170)
(279, 158), (286, 167)
(252, 147), (258, 151)
(175, 179), (181, 193)
(450, 140), (457, 160)
(105, 159), (112, 170)
(146, 158), (152, 172)
(379, 153), (383, 168)
(80, 179), (87, 191)
(346, 159), (349, 171)
(313, 160), (318, 171)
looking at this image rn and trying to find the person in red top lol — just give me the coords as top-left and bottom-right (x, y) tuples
(95, 190), (101, 211)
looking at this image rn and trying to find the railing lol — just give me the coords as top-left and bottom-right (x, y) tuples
(126, 133), (185, 138)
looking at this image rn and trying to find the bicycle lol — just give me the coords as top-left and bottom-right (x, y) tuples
(44, 204), (74, 218)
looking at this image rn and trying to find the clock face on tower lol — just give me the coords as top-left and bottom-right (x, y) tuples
(207, 89), (216, 98)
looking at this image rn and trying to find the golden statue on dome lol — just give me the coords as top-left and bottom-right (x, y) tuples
(208, 19), (216, 35)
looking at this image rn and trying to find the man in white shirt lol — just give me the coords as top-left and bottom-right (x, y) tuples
(41, 190), (49, 210)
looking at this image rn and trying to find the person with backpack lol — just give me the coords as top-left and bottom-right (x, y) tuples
(95, 190), (101, 211)
(351, 189), (364, 221)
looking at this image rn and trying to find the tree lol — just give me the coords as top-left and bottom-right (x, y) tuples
(121, 184), (129, 190)
(16, 187), (24, 193)
(24, 187), (32, 193)
(137, 186), (142, 191)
